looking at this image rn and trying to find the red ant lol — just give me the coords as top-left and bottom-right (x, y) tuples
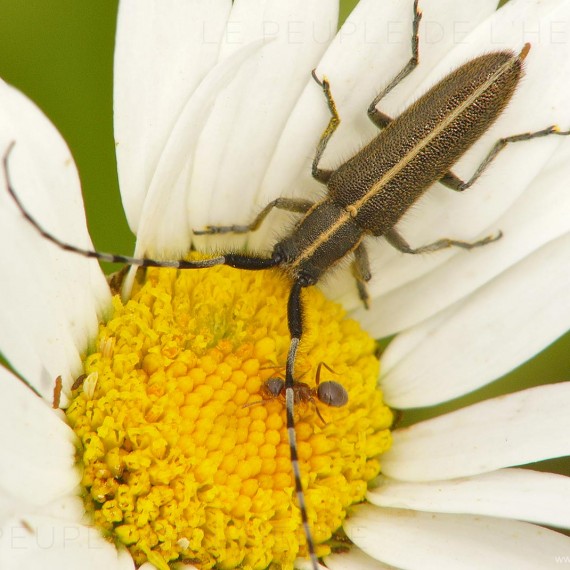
(245, 362), (348, 423)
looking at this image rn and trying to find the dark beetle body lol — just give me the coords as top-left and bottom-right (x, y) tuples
(276, 49), (526, 284)
(6, 47), (529, 291)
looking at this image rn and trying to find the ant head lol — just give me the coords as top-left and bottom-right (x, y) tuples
(316, 381), (348, 408)
(265, 377), (285, 398)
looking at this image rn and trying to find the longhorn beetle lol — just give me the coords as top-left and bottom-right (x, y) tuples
(3, 1), (570, 567)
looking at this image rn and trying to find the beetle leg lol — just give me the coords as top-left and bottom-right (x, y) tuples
(440, 126), (570, 191)
(311, 70), (341, 184)
(283, 279), (320, 570)
(352, 242), (372, 308)
(312, 0), (421, 179)
(193, 197), (314, 235)
(368, 109), (393, 130)
(368, 0), (421, 129)
(384, 226), (502, 254)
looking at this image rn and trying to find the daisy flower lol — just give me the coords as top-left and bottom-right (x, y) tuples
(1, 0), (570, 569)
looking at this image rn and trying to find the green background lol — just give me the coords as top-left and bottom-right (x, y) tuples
(0, 1), (568, 476)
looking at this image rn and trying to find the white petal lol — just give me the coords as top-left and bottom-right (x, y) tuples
(382, 384), (570, 481)
(369, 468), (570, 529)
(0, 516), (135, 570)
(120, 36), (274, 294)
(126, 1), (338, 256)
(129, 38), (268, 259)
(325, 547), (397, 570)
(0, 368), (78, 505)
(345, 504), (570, 570)
(34, 495), (85, 524)
(329, 0), (570, 319)
(380, 232), (570, 407)
(114, 0), (232, 233)
(190, 0), (338, 235)
(0, 491), (84, 537)
(295, 559), (330, 570)
(0, 493), (34, 530)
(0, 81), (111, 400)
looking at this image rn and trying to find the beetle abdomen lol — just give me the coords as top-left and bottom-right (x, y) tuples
(327, 48), (527, 235)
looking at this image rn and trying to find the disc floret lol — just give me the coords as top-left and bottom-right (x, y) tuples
(66, 259), (392, 569)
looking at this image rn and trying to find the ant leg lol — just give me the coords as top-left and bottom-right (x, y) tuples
(440, 126), (570, 191)
(194, 197), (314, 235)
(315, 361), (338, 386)
(313, 403), (327, 425)
(368, 0), (421, 129)
(384, 226), (502, 255)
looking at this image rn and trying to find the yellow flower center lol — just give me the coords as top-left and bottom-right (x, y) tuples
(66, 259), (393, 569)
